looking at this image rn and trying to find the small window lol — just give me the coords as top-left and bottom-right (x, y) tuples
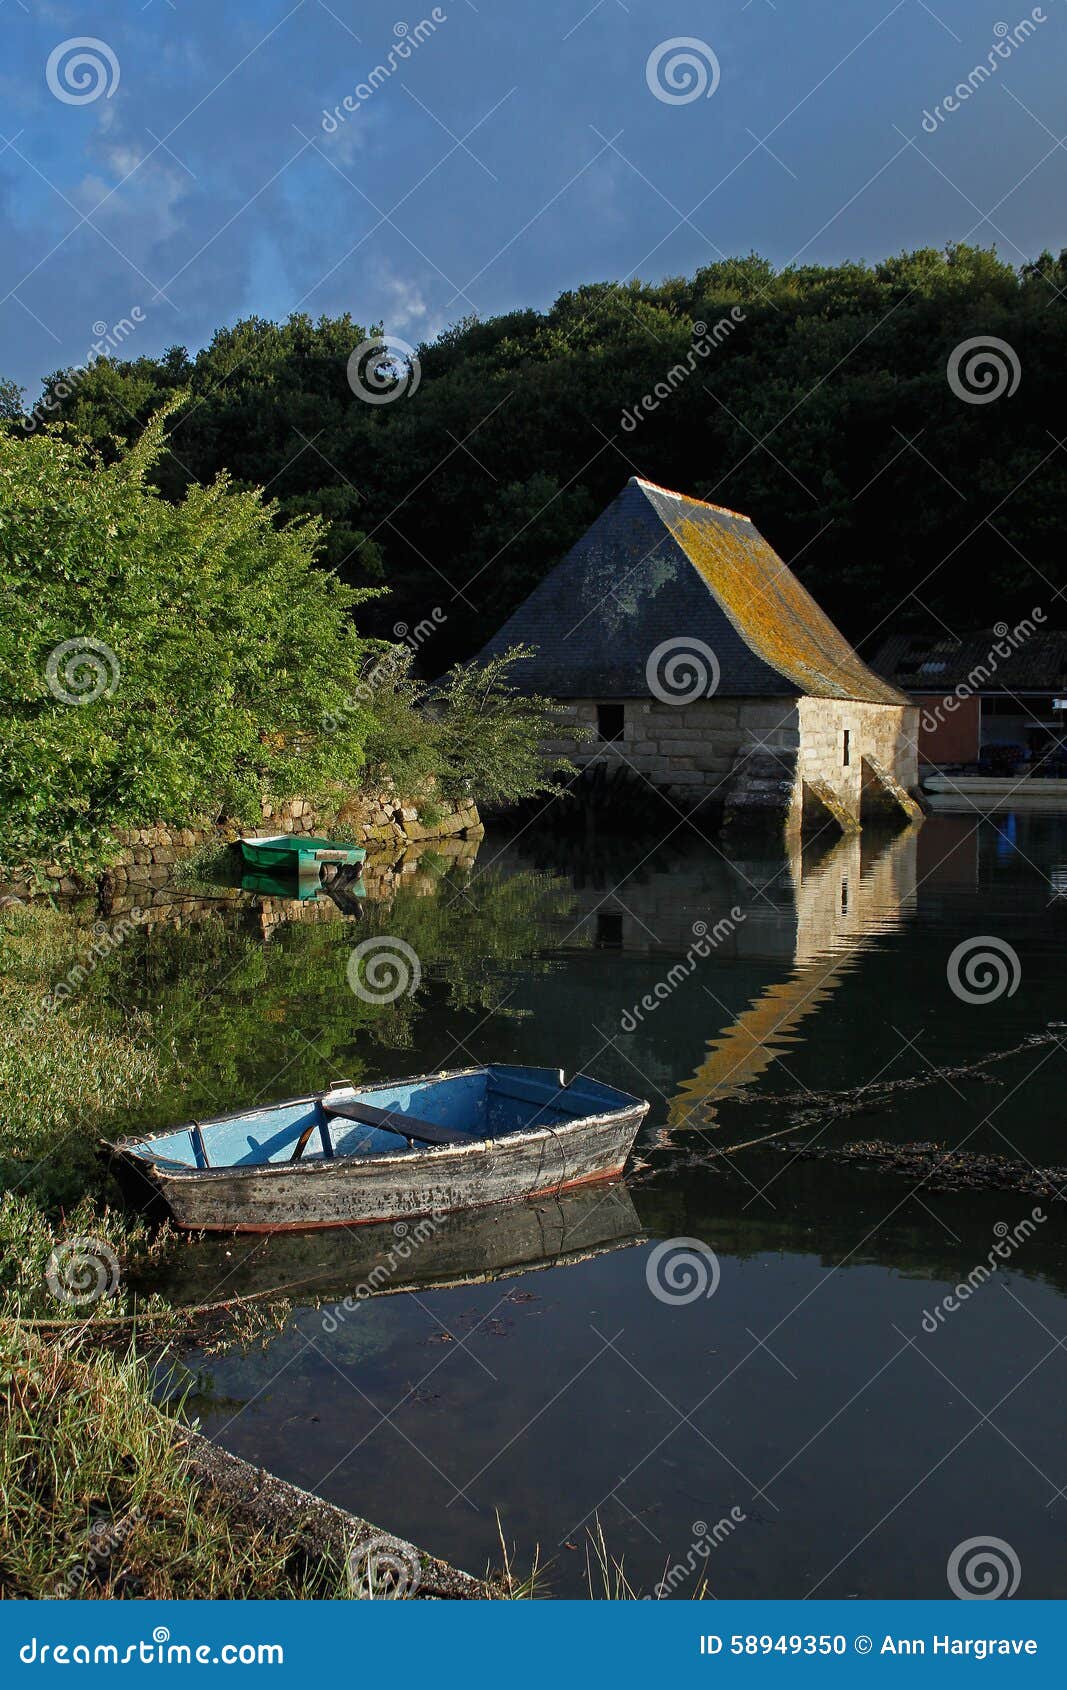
(842, 728), (851, 767)
(597, 703), (625, 743)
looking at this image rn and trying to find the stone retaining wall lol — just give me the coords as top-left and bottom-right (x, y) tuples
(99, 834), (482, 934)
(10, 787), (482, 900)
(178, 1427), (491, 1598)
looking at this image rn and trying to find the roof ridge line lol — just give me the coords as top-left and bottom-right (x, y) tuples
(631, 475), (752, 524)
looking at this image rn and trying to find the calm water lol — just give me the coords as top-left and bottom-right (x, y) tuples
(114, 814), (1067, 1597)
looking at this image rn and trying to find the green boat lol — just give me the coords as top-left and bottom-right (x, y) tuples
(240, 868), (367, 902)
(238, 834), (367, 872)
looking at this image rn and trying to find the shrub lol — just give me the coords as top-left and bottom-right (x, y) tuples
(0, 401), (378, 874)
(361, 644), (577, 810)
(430, 647), (579, 807)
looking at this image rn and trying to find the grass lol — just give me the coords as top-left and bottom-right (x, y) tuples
(0, 902), (351, 1600)
(491, 1514), (711, 1600)
(0, 1333), (702, 1602)
(0, 901), (161, 1211)
(1, 1334), (348, 1599)
(0, 901), (192, 1336)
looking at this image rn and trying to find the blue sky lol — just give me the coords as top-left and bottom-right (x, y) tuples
(1, 0), (1064, 398)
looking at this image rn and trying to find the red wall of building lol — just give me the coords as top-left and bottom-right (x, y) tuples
(914, 693), (980, 765)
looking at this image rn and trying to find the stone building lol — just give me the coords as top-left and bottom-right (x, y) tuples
(475, 477), (920, 834)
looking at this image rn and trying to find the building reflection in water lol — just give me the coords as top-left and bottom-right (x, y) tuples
(504, 823), (920, 1132)
(670, 827), (919, 1125)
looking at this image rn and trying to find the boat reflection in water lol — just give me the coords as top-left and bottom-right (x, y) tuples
(147, 1177), (645, 1308)
(239, 867), (367, 910)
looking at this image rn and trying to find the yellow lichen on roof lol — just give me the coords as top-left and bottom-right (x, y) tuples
(665, 511), (905, 705)
(632, 477), (752, 524)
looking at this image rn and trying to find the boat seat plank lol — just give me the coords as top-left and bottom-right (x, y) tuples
(326, 1097), (472, 1147)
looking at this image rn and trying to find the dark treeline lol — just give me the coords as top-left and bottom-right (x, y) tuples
(18, 244), (1067, 667)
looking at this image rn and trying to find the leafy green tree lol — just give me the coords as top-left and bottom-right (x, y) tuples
(360, 644), (577, 808)
(0, 399), (378, 873)
(429, 647), (579, 806)
(0, 379), (24, 424)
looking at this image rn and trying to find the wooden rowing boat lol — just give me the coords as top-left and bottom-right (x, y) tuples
(238, 834), (367, 871)
(104, 1065), (650, 1233)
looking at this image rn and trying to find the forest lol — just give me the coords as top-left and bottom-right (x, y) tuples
(6, 242), (1066, 668)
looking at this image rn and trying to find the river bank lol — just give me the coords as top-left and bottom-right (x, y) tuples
(0, 859), (547, 1600)
(2, 1335), (489, 1599)
(8, 817), (1067, 1598)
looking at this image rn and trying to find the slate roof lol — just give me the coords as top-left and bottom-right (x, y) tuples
(475, 478), (905, 704)
(872, 630), (1067, 695)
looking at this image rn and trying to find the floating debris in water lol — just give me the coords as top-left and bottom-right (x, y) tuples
(721, 1024), (1066, 1126)
(776, 1139), (1067, 1200)
(637, 1024), (1067, 1199)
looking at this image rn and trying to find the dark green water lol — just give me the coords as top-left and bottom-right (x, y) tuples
(120, 814), (1066, 1597)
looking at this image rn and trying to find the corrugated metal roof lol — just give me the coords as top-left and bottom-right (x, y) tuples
(873, 629), (1067, 694)
(475, 478), (906, 704)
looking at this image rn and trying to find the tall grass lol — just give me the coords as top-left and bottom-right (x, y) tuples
(0, 904), (347, 1600)
(0, 1337), (347, 1599)
(0, 902), (160, 1210)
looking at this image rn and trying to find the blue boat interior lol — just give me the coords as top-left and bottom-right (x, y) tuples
(121, 1066), (637, 1171)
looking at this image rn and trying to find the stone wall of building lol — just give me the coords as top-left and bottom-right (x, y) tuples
(543, 697), (799, 804)
(794, 696), (920, 830)
(543, 695), (920, 835)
